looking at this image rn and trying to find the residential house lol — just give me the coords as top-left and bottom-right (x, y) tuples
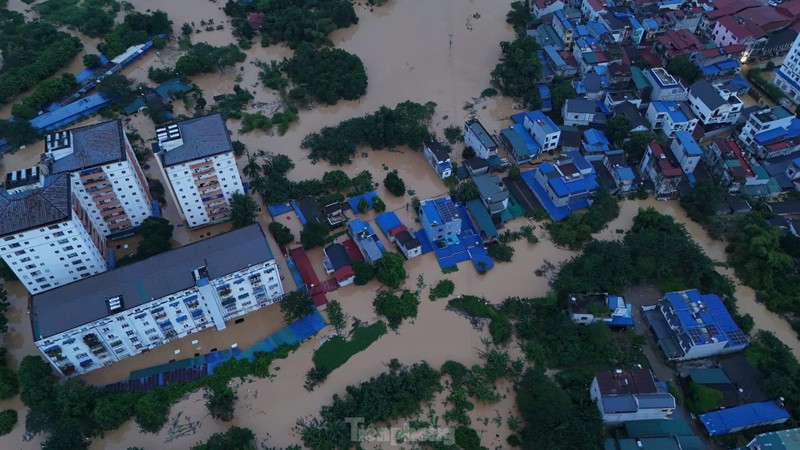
(581, 72), (606, 101)
(522, 110), (561, 152)
(297, 196), (324, 225)
(324, 202), (347, 228)
(687, 80), (742, 126)
(563, 98), (604, 126)
(31, 224), (284, 378)
(552, 10), (576, 48)
(464, 119), (498, 160)
(597, 14), (628, 43)
(590, 368), (676, 425)
(696, 46), (744, 78)
(537, 50), (555, 83)
(746, 427), (800, 449)
(463, 158), (489, 177)
(347, 218), (384, 266)
(706, 139), (762, 193)
(533, 0), (566, 20)
(653, 29), (704, 65)
(768, 200), (800, 216)
(712, 15), (767, 53)
(643, 68), (688, 102)
(573, 37), (607, 74)
(423, 140), (453, 180)
(604, 150), (636, 193)
(701, 401), (790, 436)
(604, 92), (642, 110)
(569, 293), (633, 327)
(670, 131), (702, 175)
(757, 28), (798, 59)
(774, 33), (800, 107)
(395, 230), (422, 260)
(581, 0), (606, 22)
(543, 46), (576, 78)
(611, 101), (649, 132)
(646, 101), (699, 138)
(418, 197), (461, 243)
(640, 141), (684, 199)
(643, 289), (748, 361)
(739, 106), (796, 148)
(615, 417), (703, 450)
(660, 8), (701, 33)
(322, 243), (355, 287)
(559, 126), (582, 153)
(522, 151), (598, 220)
(630, 66), (653, 100)
(698, 0), (763, 35)
(500, 125), (540, 165)
(581, 128), (610, 161)
(532, 25), (563, 52)
(473, 174), (509, 217)
(606, 62), (631, 90)
(784, 158), (800, 191)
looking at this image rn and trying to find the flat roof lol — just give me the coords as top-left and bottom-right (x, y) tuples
(0, 174), (71, 236)
(661, 290), (748, 349)
(465, 119), (497, 149)
(674, 131), (702, 156)
(46, 120), (127, 174)
(158, 113), (233, 167)
(31, 224), (274, 339)
(700, 401), (790, 436)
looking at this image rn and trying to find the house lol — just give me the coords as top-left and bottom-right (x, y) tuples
(660, 8), (701, 33)
(532, 0), (565, 19)
(522, 110), (560, 152)
(499, 125), (541, 165)
(297, 196), (324, 225)
(590, 368), (676, 425)
(705, 139), (770, 194)
(700, 401), (790, 436)
(559, 126), (582, 152)
(563, 98), (603, 127)
(774, 33), (800, 107)
(687, 80), (742, 126)
(767, 200), (800, 216)
(581, 0), (606, 22)
(552, 10), (576, 48)
(712, 15), (767, 51)
(698, 0), (763, 35)
(643, 68), (688, 102)
(419, 197), (462, 243)
(604, 150), (636, 193)
(569, 293), (633, 327)
(581, 72), (606, 101)
(522, 151), (598, 220)
(739, 106), (796, 148)
(643, 289), (748, 361)
(696, 46), (744, 78)
(463, 158), (489, 177)
(615, 417), (702, 450)
(473, 174), (509, 216)
(646, 101), (699, 138)
(640, 141), (683, 199)
(423, 140), (453, 180)
(746, 427), (800, 450)
(653, 30), (704, 65)
(322, 243), (355, 287)
(758, 28), (798, 59)
(629, 66), (652, 99)
(538, 84), (553, 112)
(606, 62), (632, 89)
(670, 131), (702, 175)
(543, 45), (576, 78)
(395, 230), (422, 260)
(464, 119), (498, 160)
(581, 128), (611, 160)
(611, 101), (649, 132)
(347, 218), (384, 266)
(324, 202), (347, 228)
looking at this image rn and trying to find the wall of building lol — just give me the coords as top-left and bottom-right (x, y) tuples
(35, 259), (284, 377)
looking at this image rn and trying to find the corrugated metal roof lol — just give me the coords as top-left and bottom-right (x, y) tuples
(159, 113), (233, 167)
(0, 174), (71, 236)
(48, 120), (126, 174)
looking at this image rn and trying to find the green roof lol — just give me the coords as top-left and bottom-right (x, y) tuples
(749, 427), (800, 450)
(501, 128), (530, 158)
(631, 66), (651, 90)
(466, 199), (498, 239)
(688, 368), (731, 385)
(676, 436), (704, 450)
(619, 437), (680, 450)
(773, 106), (792, 119)
(753, 165), (769, 180)
(583, 52), (598, 64)
(625, 418), (694, 438)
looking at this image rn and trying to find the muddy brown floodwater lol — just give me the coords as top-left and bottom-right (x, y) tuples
(0, 0), (798, 448)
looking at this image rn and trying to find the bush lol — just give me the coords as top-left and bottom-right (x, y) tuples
(83, 54), (101, 69)
(268, 222), (294, 245)
(326, 300), (346, 332)
(488, 243), (515, 262)
(374, 290), (419, 329)
(280, 290), (315, 323)
(206, 386), (237, 422)
(300, 221), (329, 250)
(0, 409), (17, 436)
(0, 367), (19, 400)
(282, 44), (368, 105)
(686, 382), (722, 414)
(444, 125), (462, 144)
(383, 170), (406, 196)
(376, 252), (407, 289)
(429, 279), (455, 301)
(353, 261), (375, 285)
(481, 87), (498, 97)
(372, 197), (386, 212)
(454, 426), (481, 450)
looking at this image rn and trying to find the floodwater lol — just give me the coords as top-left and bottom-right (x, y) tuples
(0, 0), (799, 448)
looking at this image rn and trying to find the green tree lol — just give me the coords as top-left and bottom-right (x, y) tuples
(509, 166), (521, 180)
(491, 36), (541, 104)
(230, 193), (258, 228)
(444, 125), (462, 144)
(463, 146), (477, 160)
(280, 290), (315, 323)
(282, 44), (368, 105)
(551, 78), (577, 114)
(0, 409), (17, 436)
(322, 170), (350, 192)
(605, 115), (630, 147)
(175, 43), (247, 76)
(357, 197), (369, 213)
(268, 222), (294, 245)
(137, 217), (173, 259)
(506, 0), (532, 37)
(622, 131), (656, 163)
(667, 56), (701, 83)
(0, 260), (16, 282)
(373, 290), (419, 329)
(488, 243), (515, 262)
(300, 221), (330, 250)
(83, 54), (101, 69)
(353, 261), (375, 285)
(92, 393), (137, 433)
(686, 382), (722, 414)
(326, 300), (346, 332)
(0, 367), (18, 400)
(206, 386), (237, 422)
(680, 179), (726, 224)
(375, 252), (407, 289)
(231, 140), (247, 157)
(97, 74), (136, 104)
(453, 179), (480, 202)
(454, 426), (482, 450)
(383, 170), (406, 196)
(182, 22), (193, 36)
(372, 197), (386, 212)
(191, 426), (256, 450)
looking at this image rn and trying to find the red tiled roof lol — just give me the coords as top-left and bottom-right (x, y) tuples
(334, 265), (355, 283)
(593, 51), (608, 63)
(289, 247), (320, 289)
(778, 2), (800, 17)
(388, 225), (407, 237)
(247, 12), (265, 29)
(586, 0), (605, 12)
(717, 15), (766, 40)
(649, 141), (683, 177)
(658, 30), (703, 51)
(705, 0), (762, 20)
(748, 6), (793, 33)
(640, 49), (663, 68)
(341, 238), (364, 262)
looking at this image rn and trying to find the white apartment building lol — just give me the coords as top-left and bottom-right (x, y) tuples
(464, 118), (498, 160)
(775, 33), (800, 106)
(30, 224), (284, 378)
(42, 120), (153, 238)
(687, 80), (742, 126)
(0, 170), (107, 294)
(523, 110), (561, 152)
(155, 113), (243, 228)
(643, 68), (688, 102)
(646, 101), (700, 138)
(739, 106), (795, 148)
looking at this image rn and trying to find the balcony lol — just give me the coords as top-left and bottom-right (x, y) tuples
(83, 177), (110, 189)
(195, 175), (218, 187)
(85, 182), (112, 194)
(93, 192), (117, 203)
(189, 161), (213, 171)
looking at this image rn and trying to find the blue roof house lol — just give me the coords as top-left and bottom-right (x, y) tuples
(670, 131), (702, 175)
(347, 218), (385, 266)
(643, 289), (748, 361)
(521, 151), (598, 220)
(419, 197), (462, 244)
(522, 110), (561, 153)
(464, 119), (498, 160)
(582, 128), (611, 160)
(700, 401), (790, 436)
(499, 124), (540, 165)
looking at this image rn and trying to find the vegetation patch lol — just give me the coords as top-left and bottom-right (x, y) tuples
(429, 279), (455, 301)
(547, 188), (619, 249)
(98, 10), (173, 58)
(33, 0), (120, 38)
(175, 43), (247, 76)
(282, 44), (368, 105)
(447, 296), (511, 345)
(307, 321), (388, 389)
(374, 290), (419, 329)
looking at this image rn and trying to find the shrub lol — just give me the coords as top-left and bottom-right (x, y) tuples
(268, 222), (294, 245)
(311, 322), (387, 376)
(0, 409), (17, 436)
(429, 279), (455, 301)
(383, 170), (406, 196)
(488, 243), (515, 262)
(373, 290), (419, 329)
(372, 197), (386, 212)
(353, 261), (375, 285)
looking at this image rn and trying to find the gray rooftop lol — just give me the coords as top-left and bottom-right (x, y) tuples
(565, 98), (598, 114)
(613, 101), (649, 130)
(473, 174), (509, 204)
(31, 224), (274, 339)
(584, 72), (604, 93)
(690, 80), (725, 111)
(465, 119), (497, 149)
(0, 174), (71, 236)
(424, 140), (450, 163)
(158, 113), (233, 167)
(46, 120), (126, 174)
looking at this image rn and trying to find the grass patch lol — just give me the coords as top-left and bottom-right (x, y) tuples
(442, 265), (460, 274)
(312, 321), (387, 375)
(447, 296), (511, 345)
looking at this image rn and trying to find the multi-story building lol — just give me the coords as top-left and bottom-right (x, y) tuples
(670, 131), (702, 175)
(464, 119), (498, 160)
(522, 110), (561, 152)
(30, 224), (284, 378)
(419, 197), (462, 243)
(738, 106), (795, 148)
(643, 68), (688, 102)
(773, 33), (800, 107)
(154, 113), (243, 228)
(532, 0), (565, 19)
(603, 150), (636, 194)
(347, 218), (385, 266)
(41, 120), (152, 238)
(653, 30), (704, 65)
(552, 10), (576, 48)
(643, 289), (748, 361)
(581, 0), (606, 22)
(687, 80), (742, 125)
(646, 101), (699, 138)
(563, 98), (603, 127)
(0, 169), (107, 294)
(423, 140), (452, 180)
(473, 174), (509, 217)
(590, 368), (676, 424)
(640, 141), (683, 199)
(712, 15), (766, 50)
(523, 151), (597, 220)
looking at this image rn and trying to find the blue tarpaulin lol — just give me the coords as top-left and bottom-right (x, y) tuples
(267, 203), (293, 216)
(347, 191), (378, 212)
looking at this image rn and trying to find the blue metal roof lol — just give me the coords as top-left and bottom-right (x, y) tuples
(537, 84), (551, 100)
(668, 109), (689, 123)
(574, 81), (587, 95)
(521, 169), (592, 221)
(544, 45), (565, 67)
(576, 25), (591, 37)
(675, 131), (702, 156)
(629, 16), (642, 29)
(588, 21), (608, 36)
(375, 211), (403, 237)
(509, 124), (541, 158)
(643, 18), (659, 30)
(662, 290), (748, 349)
(584, 128), (609, 145)
(568, 150), (593, 172)
(29, 93), (111, 132)
(346, 191), (378, 212)
(526, 110), (559, 133)
(420, 197), (458, 226)
(755, 119), (800, 145)
(716, 60), (739, 70)
(615, 166), (635, 181)
(700, 401), (790, 436)
(702, 65), (720, 76)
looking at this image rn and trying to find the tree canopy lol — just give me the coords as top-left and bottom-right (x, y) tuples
(300, 222), (330, 250)
(282, 44), (368, 105)
(383, 170), (406, 196)
(230, 193), (258, 228)
(175, 43), (247, 76)
(605, 115), (630, 147)
(666, 56), (701, 84)
(280, 290), (316, 323)
(622, 131), (656, 163)
(137, 217), (173, 259)
(375, 252), (407, 289)
(490, 36), (541, 105)
(373, 290), (419, 329)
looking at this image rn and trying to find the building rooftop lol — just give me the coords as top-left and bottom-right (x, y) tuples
(661, 290), (748, 349)
(688, 368), (731, 385)
(348, 218), (384, 262)
(0, 172), (71, 236)
(424, 140), (450, 163)
(747, 427), (800, 450)
(525, 110), (559, 134)
(44, 120), (127, 174)
(565, 98), (599, 114)
(501, 125), (541, 160)
(395, 229), (421, 248)
(700, 401), (790, 436)
(420, 197), (460, 226)
(324, 243), (352, 271)
(647, 68), (681, 88)
(612, 101), (649, 130)
(648, 141), (683, 178)
(717, 14), (766, 40)
(157, 113), (233, 167)
(689, 80), (726, 111)
(465, 119), (497, 150)
(31, 224), (274, 339)
(674, 131), (702, 156)
(473, 174), (509, 205)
